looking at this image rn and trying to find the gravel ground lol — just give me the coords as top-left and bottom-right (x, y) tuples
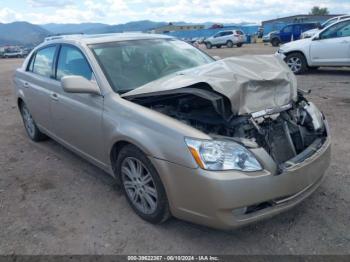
(0, 44), (349, 255)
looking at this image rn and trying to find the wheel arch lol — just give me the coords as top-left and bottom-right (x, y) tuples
(17, 97), (24, 110)
(284, 50), (310, 66)
(109, 139), (151, 180)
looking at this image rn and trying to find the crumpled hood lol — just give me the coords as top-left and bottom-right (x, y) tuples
(122, 55), (297, 115)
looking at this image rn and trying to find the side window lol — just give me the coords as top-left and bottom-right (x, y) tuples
(225, 31), (233, 36)
(339, 23), (350, 37)
(32, 46), (56, 78)
(56, 45), (92, 81)
(321, 21), (350, 39)
(282, 26), (292, 33)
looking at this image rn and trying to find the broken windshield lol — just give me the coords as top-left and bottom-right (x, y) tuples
(90, 39), (214, 94)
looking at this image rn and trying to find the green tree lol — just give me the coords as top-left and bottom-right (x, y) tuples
(309, 6), (330, 15)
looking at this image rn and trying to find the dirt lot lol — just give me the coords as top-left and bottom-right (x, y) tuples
(0, 44), (349, 255)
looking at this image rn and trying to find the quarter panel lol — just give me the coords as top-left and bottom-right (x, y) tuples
(14, 69), (54, 131)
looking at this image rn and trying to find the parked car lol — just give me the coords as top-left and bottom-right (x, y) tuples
(263, 31), (278, 43)
(204, 30), (246, 49)
(2, 49), (25, 58)
(269, 23), (319, 46)
(301, 15), (350, 39)
(277, 18), (350, 74)
(14, 33), (330, 229)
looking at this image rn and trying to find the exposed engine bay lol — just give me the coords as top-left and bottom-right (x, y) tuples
(126, 87), (328, 170)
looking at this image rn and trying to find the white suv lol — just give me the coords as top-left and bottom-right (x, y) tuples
(277, 18), (350, 74)
(205, 30), (246, 49)
(301, 15), (350, 39)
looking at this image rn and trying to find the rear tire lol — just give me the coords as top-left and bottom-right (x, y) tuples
(236, 43), (243, 47)
(19, 102), (48, 142)
(117, 145), (171, 224)
(205, 42), (212, 49)
(271, 38), (280, 47)
(285, 52), (308, 74)
(227, 40), (234, 48)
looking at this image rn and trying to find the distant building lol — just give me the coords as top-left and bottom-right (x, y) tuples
(262, 14), (343, 33)
(152, 23), (205, 34)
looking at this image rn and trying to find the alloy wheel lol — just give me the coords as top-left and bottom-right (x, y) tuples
(287, 56), (302, 73)
(21, 104), (35, 138)
(121, 157), (158, 215)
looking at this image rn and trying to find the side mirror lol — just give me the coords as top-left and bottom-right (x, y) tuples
(317, 22), (322, 29)
(312, 33), (321, 41)
(61, 75), (101, 95)
(213, 56), (221, 60)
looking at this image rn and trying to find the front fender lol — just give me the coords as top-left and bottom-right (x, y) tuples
(103, 94), (209, 170)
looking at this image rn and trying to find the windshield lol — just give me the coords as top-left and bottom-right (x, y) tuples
(322, 18), (337, 28)
(90, 39), (214, 93)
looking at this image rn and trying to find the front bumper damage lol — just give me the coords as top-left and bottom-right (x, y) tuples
(151, 128), (331, 230)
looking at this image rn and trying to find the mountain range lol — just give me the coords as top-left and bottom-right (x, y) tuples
(0, 20), (256, 47)
(0, 21), (50, 46)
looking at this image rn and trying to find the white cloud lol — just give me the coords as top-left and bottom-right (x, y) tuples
(0, 8), (23, 23)
(26, 0), (74, 8)
(1, 0), (350, 24)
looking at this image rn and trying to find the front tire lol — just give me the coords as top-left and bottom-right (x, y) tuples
(19, 102), (47, 142)
(271, 38), (280, 47)
(117, 145), (170, 224)
(285, 52), (308, 74)
(205, 42), (212, 49)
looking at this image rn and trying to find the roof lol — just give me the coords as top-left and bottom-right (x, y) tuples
(44, 33), (173, 45)
(262, 14), (343, 24)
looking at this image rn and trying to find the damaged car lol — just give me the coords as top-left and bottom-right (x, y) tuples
(14, 34), (331, 229)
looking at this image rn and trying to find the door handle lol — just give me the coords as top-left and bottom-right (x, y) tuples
(50, 93), (59, 101)
(23, 82), (30, 88)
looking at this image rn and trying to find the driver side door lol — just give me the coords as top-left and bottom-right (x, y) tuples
(211, 32), (223, 45)
(310, 20), (350, 66)
(280, 25), (292, 43)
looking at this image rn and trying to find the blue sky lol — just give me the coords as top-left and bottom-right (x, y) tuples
(0, 0), (349, 25)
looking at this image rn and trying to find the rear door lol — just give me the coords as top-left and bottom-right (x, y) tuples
(310, 20), (350, 66)
(16, 45), (58, 133)
(50, 44), (105, 163)
(223, 31), (234, 43)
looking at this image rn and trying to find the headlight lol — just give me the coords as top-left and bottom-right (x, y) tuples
(185, 138), (262, 171)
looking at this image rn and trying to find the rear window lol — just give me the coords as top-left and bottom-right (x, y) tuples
(31, 46), (56, 78)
